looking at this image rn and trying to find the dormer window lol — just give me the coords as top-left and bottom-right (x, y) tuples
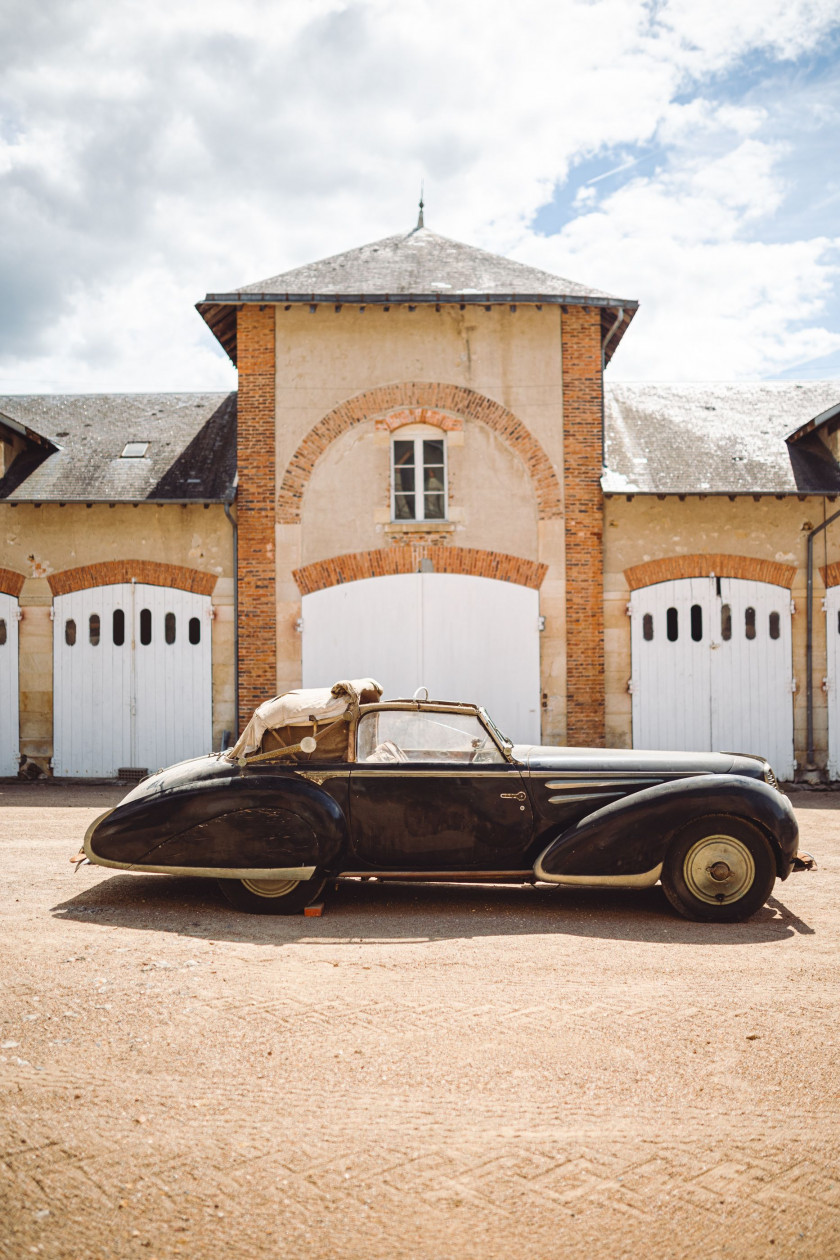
(392, 426), (447, 521)
(121, 442), (149, 459)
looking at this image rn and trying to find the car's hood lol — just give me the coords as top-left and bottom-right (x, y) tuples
(512, 745), (748, 776)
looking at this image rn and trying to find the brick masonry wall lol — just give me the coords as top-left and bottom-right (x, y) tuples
(294, 546), (548, 596)
(562, 308), (605, 746)
(277, 382), (562, 523)
(0, 567), (25, 597)
(47, 560), (217, 597)
(626, 553), (797, 591)
(237, 306), (277, 725)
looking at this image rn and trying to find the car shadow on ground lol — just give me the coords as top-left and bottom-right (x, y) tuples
(50, 872), (811, 946)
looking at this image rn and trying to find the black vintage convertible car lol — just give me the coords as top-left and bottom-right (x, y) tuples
(81, 679), (811, 922)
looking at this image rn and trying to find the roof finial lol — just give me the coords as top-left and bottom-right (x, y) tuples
(417, 181), (424, 229)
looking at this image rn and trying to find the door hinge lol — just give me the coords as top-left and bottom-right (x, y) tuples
(790, 599), (796, 615)
(791, 678), (798, 693)
(627, 678), (636, 694)
(49, 608), (56, 621)
(537, 615), (546, 632)
(822, 676), (829, 694)
(294, 618), (304, 634)
(206, 605), (215, 619)
(13, 608), (23, 622)
(626, 601), (633, 616)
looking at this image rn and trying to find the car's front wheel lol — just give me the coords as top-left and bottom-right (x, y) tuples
(661, 816), (776, 922)
(217, 874), (327, 915)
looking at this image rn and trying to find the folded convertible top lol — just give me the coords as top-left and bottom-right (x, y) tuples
(228, 678), (383, 759)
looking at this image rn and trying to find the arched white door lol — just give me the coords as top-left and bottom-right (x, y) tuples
(824, 586), (840, 779)
(630, 576), (794, 778)
(54, 583), (212, 777)
(0, 593), (20, 777)
(301, 573), (541, 743)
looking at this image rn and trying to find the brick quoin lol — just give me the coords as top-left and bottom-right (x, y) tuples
(47, 560), (217, 597)
(294, 546), (548, 596)
(0, 567), (26, 598)
(562, 307), (605, 747)
(237, 306), (277, 726)
(626, 554), (797, 591)
(277, 383), (562, 523)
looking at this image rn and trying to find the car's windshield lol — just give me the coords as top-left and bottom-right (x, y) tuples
(357, 710), (504, 764)
(480, 708), (513, 750)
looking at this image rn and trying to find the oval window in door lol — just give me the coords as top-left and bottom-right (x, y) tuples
(139, 608), (152, 645)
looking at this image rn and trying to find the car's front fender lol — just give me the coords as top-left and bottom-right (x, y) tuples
(534, 774), (799, 885)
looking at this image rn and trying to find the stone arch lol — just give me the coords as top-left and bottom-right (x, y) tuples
(293, 546), (548, 595)
(0, 568), (25, 598)
(624, 553), (796, 591)
(277, 383), (562, 523)
(46, 560), (218, 597)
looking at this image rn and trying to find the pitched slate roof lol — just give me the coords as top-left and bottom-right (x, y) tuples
(0, 392), (236, 502)
(603, 381), (840, 495)
(197, 226), (637, 366)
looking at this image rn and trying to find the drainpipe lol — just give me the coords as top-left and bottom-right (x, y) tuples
(805, 504), (840, 771)
(601, 308), (624, 464)
(224, 488), (239, 735)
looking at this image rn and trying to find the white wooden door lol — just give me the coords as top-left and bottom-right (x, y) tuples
(301, 573), (541, 743)
(0, 593), (20, 777)
(630, 577), (794, 778)
(53, 583), (212, 777)
(824, 586), (840, 779)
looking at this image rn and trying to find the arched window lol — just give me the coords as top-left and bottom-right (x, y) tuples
(392, 424), (447, 522)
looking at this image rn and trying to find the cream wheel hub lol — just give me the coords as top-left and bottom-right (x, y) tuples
(240, 877), (300, 898)
(683, 835), (755, 905)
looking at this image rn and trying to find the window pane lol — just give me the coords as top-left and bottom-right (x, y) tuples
(424, 493), (445, 519)
(65, 618), (76, 646)
(721, 604), (732, 641)
(113, 608), (125, 646)
(745, 606), (756, 640)
(357, 710), (503, 763)
(769, 611), (780, 640)
(423, 439), (444, 465)
(690, 604), (702, 642)
(394, 493), (415, 519)
(393, 440), (414, 467)
(666, 607), (678, 641)
(642, 612), (653, 641)
(139, 608), (152, 645)
(89, 613), (100, 646)
(188, 616), (201, 645)
(394, 466), (415, 494)
(0, 619), (6, 646)
(165, 612), (176, 644)
(423, 464), (445, 492)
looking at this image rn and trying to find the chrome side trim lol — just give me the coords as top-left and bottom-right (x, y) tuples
(83, 811), (316, 881)
(533, 849), (663, 888)
(349, 769), (516, 778)
(547, 791), (625, 804)
(542, 778), (660, 790)
(337, 870), (533, 882)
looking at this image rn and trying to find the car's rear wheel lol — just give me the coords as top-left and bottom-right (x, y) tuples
(661, 815), (776, 922)
(217, 873), (327, 915)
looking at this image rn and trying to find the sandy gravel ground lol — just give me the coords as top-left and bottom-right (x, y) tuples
(1, 782), (838, 1260)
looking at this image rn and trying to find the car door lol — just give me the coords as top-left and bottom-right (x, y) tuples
(348, 708), (533, 870)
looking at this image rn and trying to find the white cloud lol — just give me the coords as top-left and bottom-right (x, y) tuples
(0, 0), (838, 390)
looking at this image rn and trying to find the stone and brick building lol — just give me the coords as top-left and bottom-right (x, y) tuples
(2, 220), (840, 778)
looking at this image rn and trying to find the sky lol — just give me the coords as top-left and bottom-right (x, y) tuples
(1, 0), (839, 394)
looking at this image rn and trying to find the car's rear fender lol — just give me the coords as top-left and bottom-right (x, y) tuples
(85, 774), (348, 875)
(534, 774), (799, 884)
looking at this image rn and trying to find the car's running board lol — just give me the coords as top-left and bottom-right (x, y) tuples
(337, 870), (535, 883)
(533, 861), (663, 889)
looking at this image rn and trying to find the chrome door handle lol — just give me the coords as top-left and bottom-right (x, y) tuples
(500, 791), (527, 801)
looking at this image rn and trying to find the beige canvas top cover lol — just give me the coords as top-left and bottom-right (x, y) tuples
(228, 678), (383, 760)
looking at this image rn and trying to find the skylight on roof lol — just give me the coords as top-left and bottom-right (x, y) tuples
(121, 442), (149, 459)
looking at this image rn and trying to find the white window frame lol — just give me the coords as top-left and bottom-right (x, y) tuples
(390, 425), (448, 523)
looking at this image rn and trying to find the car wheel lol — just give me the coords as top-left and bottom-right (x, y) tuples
(217, 874), (327, 915)
(661, 815), (776, 923)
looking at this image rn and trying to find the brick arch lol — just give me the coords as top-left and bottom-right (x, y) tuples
(821, 563), (840, 588)
(374, 408), (463, 433)
(293, 546), (548, 595)
(277, 383), (562, 523)
(624, 553), (796, 591)
(46, 560), (218, 598)
(0, 568), (25, 598)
